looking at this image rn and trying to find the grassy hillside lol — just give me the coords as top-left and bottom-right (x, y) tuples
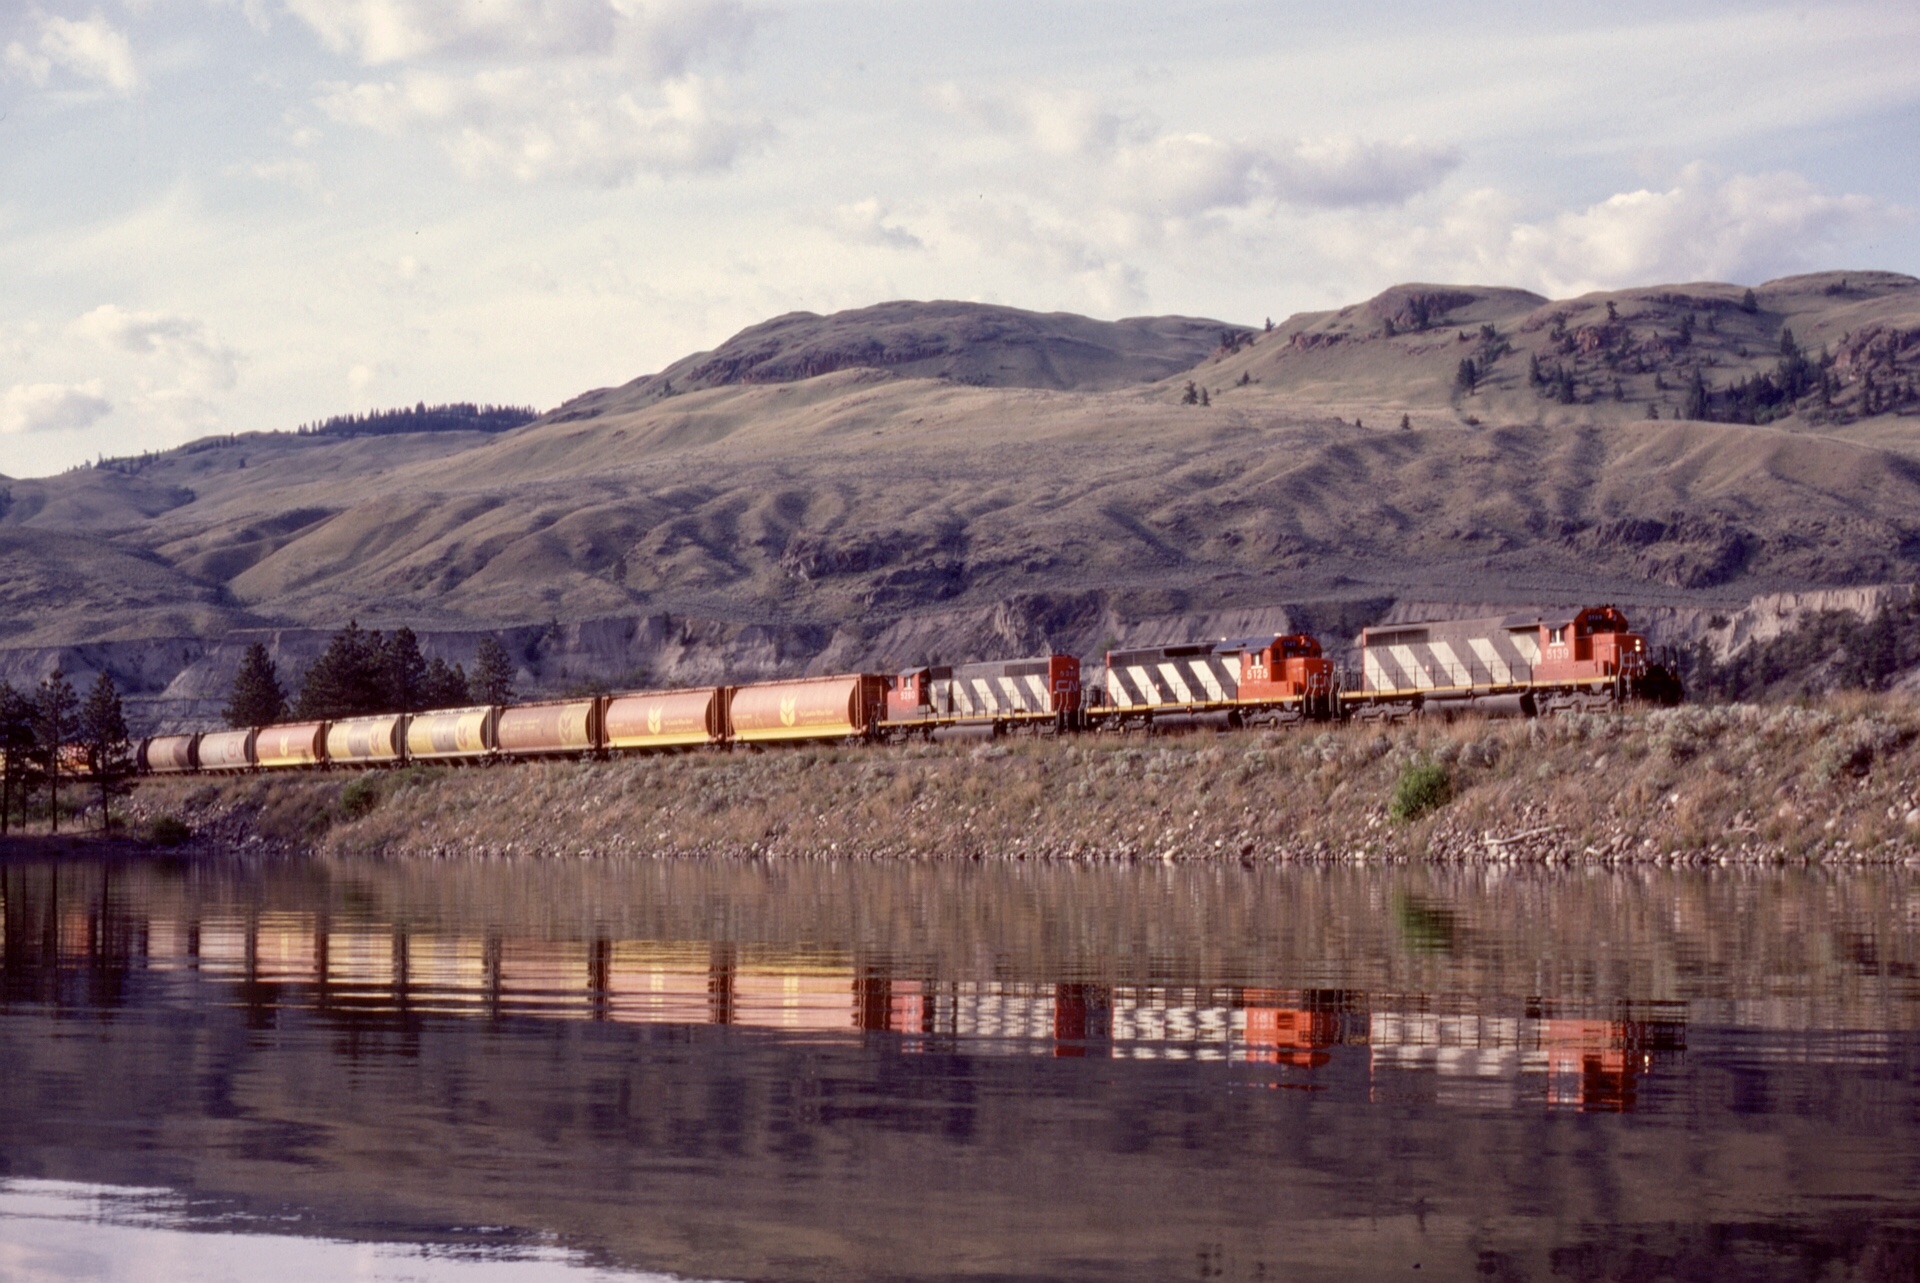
(2, 281), (1917, 705)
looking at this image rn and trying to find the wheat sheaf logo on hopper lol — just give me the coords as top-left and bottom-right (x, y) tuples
(779, 695), (798, 727)
(647, 705), (663, 735)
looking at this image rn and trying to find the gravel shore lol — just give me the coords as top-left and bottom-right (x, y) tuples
(103, 695), (1920, 867)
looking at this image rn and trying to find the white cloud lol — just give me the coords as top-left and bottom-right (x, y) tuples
(72, 304), (240, 393)
(948, 199), (1146, 314)
(1, 381), (112, 435)
(284, 0), (752, 70)
(4, 14), (141, 93)
(249, 157), (326, 195)
(1366, 164), (1907, 296)
(823, 199), (922, 251)
(1268, 137), (1464, 209)
(301, 0), (763, 185)
(319, 68), (763, 182)
(935, 86), (1460, 217)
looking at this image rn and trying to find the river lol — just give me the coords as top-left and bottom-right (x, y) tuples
(2, 855), (1918, 1281)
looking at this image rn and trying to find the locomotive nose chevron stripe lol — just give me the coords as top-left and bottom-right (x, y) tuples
(940, 661), (1061, 718)
(1361, 618), (1544, 693)
(1105, 652), (1239, 710)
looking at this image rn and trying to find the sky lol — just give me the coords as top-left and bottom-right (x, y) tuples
(1, 0), (1916, 477)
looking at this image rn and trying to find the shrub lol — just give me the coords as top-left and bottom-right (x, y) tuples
(146, 815), (192, 846)
(1389, 760), (1453, 823)
(339, 774), (384, 821)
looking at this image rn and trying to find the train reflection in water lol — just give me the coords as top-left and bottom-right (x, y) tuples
(8, 896), (1686, 1113)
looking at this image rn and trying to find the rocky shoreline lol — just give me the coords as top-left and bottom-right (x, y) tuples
(89, 696), (1920, 867)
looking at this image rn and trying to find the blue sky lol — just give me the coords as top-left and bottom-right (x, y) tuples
(2, 0), (1915, 476)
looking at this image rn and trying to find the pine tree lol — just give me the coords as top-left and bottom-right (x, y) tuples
(1684, 368), (1711, 421)
(1181, 381), (1198, 406)
(294, 621), (387, 720)
(1455, 358), (1477, 394)
(0, 682), (34, 835)
(36, 671), (78, 835)
(1740, 288), (1758, 314)
(382, 627), (429, 711)
(469, 637), (516, 705)
(78, 672), (131, 832)
(223, 642), (287, 728)
(422, 656), (470, 710)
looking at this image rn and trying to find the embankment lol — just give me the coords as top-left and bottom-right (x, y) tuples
(118, 697), (1920, 865)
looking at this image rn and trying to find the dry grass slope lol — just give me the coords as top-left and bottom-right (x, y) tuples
(3, 280), (1917, 681)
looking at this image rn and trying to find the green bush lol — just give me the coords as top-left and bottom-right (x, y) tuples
(146, 814), (192, 847)
(339, 774), (384, 820)
(1389, 759), (1453, 823)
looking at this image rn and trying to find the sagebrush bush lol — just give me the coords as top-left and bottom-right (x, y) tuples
(339, 775), (384, 820)
(1390, 759), (1453, 824)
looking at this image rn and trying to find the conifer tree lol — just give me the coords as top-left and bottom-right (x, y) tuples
(382, 627), (430, 711)
(223, 642), (288, 728)
(294, 621), (386, 720)
(1684, 368), (1711, 421)
(0, 681), (33, 835)
(422, 656), (471, 709)
(78, 671), (132, 832)
(36, 671), (78, 835)
(469, 637), (516, 705)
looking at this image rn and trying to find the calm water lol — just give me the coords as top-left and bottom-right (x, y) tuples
(3, 855), (1920, 1282)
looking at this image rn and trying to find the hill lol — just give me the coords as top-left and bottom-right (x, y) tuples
(549, 300), (1236, 421)
(2, 283), (1919, 729)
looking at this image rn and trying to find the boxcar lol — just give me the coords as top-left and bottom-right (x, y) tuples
(495, 698), (602, 758)
(406, 706), (499, 762)
(256, 721), (327, 769)
(603, 688), (726, 752)
(139, 733), (200, 774)
(198, 728), (257, 773)
(730, 675), (888, 745)
(326, 714), (407, 766)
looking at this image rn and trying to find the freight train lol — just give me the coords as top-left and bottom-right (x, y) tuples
(134, 605), (1681, 776)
